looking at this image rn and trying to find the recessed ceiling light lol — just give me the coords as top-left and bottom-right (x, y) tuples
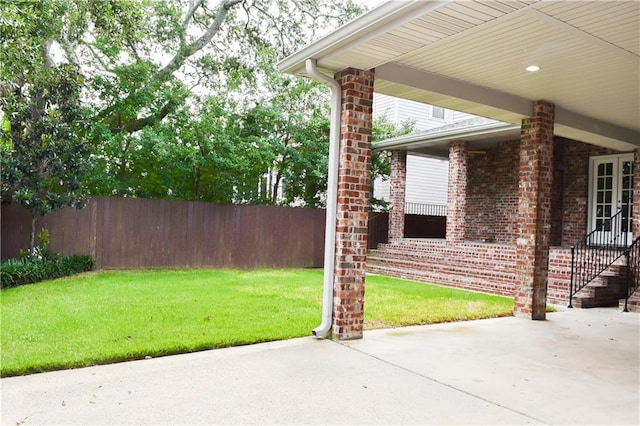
(526, 65), (540, 72)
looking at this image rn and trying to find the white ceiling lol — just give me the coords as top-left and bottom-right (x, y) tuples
(278, 0), (640, 151)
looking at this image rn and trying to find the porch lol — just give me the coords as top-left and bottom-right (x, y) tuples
(368, 238), (638, 310)
(277, 0), (640, 339)
(371, 134), (640, 311)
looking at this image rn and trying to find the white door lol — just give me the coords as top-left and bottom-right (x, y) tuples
(589, 154), (634, 246)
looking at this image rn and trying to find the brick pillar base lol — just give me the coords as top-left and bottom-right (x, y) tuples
(514, 101), (554, 320)
(332, 68), (374, 340)
(446, 141), (468, 244)
(389, 150), (407, 240)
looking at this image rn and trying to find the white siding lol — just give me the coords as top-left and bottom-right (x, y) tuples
(373, 176), (391, 201)
(373, 94), (457, 130)
(406, 155), (449, 205)
(373, 94), (490, 209)
(373, 94), (398, 123)
(452, 110), (478, 122)
(373, 154), (449, 206)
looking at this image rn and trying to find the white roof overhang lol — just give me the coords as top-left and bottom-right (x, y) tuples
(375, 118), (521, 159)
(278, 0), (640, 151)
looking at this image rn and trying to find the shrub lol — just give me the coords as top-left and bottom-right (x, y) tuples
(0, 252), (94, 289)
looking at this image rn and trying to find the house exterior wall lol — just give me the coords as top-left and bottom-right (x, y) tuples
(373, 93), (454, 131)
(374, 155), (449, 206)
(372, 94), (451, 208)
(463, 138), (625, 248)
(370, 139), (637, 307)
(466, 140), (520, 243)
(560, 140), (620, 246)
(369, 240), (518, 296)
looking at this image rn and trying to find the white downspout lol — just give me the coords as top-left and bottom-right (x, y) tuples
(305, 58), (340, 338)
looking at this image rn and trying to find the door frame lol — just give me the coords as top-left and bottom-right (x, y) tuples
(587, 153), (634, 245)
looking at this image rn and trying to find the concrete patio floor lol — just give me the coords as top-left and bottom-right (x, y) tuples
(1, 307), (638, 425)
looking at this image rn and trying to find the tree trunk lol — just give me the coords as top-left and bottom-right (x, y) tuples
(30, 214), (37, 250)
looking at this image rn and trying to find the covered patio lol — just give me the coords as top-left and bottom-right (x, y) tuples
(278, 0), (640, 339)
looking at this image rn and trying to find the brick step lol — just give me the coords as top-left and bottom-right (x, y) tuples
(367, 263), (515, 297)
(367, 255), (516, 281)
(572, 296), (621, 308)
(367, 249), (515, 265)
(368, 264), (434, 283)
(618, 290), (640, 313)
(569, 264), (629, 308)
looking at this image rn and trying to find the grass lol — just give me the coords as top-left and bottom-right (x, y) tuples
(1, 269), (514, 377)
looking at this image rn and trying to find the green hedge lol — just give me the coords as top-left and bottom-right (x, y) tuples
(1, 252), (94, 289)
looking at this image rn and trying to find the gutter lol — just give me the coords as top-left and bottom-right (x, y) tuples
(305, 59), (340, 338)
(374, 122), (521, 151)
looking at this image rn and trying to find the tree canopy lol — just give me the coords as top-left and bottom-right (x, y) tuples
(1, 0), (410, 215)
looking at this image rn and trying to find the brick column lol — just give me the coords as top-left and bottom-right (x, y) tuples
(633, 148), (640, 238)
(332, 68), (374, 340)
(514, 100), (554, 320)
(389, 150), (407, 240)
(446, 141), (468, 244)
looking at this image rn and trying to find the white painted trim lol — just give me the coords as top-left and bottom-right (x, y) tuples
(374, 121), (520, 151)
(587, 153), (635, 239)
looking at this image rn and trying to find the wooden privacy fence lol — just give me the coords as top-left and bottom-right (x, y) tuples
(1, 197), (326, 269)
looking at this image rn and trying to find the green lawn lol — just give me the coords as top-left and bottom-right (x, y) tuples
(1, 269), (514, 376)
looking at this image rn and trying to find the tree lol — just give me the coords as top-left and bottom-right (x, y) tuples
(370, 116), (416, 210)
(79, 0), (363, 204)
(1, 1), (93, 247)
(1, 0), (366, 212)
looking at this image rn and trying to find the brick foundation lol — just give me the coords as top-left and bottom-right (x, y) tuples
(389, 150), (407, 240)
(368, 239), (517, 296)
(514, 100), (554, 320)
(369, 243), (625, 308)
(332, 68), (374, 340)
(547, 247), (572, 305)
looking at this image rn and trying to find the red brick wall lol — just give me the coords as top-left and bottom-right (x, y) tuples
(466, 151), (494, 242)
(465, 140), (520, 244)
(547, 247), (572, 305)
(561, 140), (619, 246)
(368, 240), (517, 296)
(462, 138), (623, 248)
(551, 139), (568, 246)
(332, 68), (374, 340)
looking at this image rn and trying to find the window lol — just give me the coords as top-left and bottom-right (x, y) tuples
(431, 106), (445, 120)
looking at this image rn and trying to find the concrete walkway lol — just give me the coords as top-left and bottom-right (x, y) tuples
(2, 308), (638, 425)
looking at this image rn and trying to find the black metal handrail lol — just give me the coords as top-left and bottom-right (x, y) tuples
(569, 209), (630, 308)
(623, 236), (640, 312)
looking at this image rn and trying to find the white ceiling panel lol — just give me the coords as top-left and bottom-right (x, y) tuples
(278, 0), (640, 149)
